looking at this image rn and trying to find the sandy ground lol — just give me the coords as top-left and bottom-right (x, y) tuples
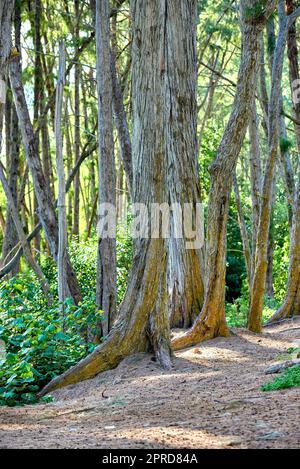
(0, 318), (299, 449)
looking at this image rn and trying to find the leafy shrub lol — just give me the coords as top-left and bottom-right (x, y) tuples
(0, 231), (133, 407)
(0, 274), (97, 407)
(261, 366), (300, 392)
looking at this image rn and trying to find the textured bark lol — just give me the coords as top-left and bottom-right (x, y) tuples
(38, 0), (204, 395)
(32, 0), (43, 258)
(172, 0), (276, 351)
(0, 0), (15, 153)
(268, 170), (300, 321)
(267, 0), (300, 322)
(9, 55), (82, 304)
(95, 0), (117, 335)
(164, 0), (204, 328)
(249, 102), (262, 283)
(1, 91), (19, 274)
(279, 115), (295, 228)
(72, 0), (81, 237)
(55, 42), (69, 308)
(111, 49), (133, 195)
(287, 0), (300, 155)
(248, 1), (300, 332)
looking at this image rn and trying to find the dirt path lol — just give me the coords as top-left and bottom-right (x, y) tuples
(0, 319), (299, 449)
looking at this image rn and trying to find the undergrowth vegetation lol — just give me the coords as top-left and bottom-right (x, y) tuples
(261, 366), (300, 392)
(0, 235), (132, 407)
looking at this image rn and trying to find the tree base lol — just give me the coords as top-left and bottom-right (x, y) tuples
(171, 317), (230, 351)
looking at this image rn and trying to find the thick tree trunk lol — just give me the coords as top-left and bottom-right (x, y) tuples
(171, 0), (276, 351)
(39, 0), (203, 395)
(165, 0), (204, 329)
(95, 0), (117, 335)
(248, 2), (300, 332)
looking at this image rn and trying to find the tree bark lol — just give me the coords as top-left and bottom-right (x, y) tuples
(9, 55), (82, 304)
(0, 0), (15, 152)
(249, 102), (262, 284)
(268, 169), (300, 321)
(38, 0), (204, 395)
(95, 0), (117, 335)
(55, 41), (69, 309)
(172, 0), (276, 351)
(267, 0), (300, 322)
(72, 0), (81, 237)
(248, 1), (300, 332)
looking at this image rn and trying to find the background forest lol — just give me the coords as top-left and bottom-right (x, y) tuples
(0, 0), (299, 408)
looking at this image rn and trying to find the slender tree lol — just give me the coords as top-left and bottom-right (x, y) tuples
(248, 1), (300, 332)
(95, 0), (117, 335)
(172, 0), (276, 350)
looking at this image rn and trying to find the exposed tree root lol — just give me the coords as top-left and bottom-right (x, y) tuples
(38, 320), (172, 398)
(38, 239), (173, 397)
(172, 311), (230, 351)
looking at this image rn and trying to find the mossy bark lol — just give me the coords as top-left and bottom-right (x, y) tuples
(172, 0), (276, 351)
(39, 0), (202, 396)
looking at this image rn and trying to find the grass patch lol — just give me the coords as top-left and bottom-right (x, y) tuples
(261, 366), (300, 392)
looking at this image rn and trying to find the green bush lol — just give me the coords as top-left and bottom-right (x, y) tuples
(261, 366), (300, 392)
(0, 232), (133, 407)
(0, 274), (97, 407)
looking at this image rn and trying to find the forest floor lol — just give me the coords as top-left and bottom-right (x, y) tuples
(0, 318), (299, 449)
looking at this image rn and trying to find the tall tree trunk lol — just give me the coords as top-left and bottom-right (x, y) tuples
(1, 89), (19, 274)
(248, 1), (300, 332)
(32, 0), (43, 258)
(55, 41), (69, 309)
(39, 0), (203, 396)
(172, 0), (276, 351)
(268, 168), (300, 322)
(72, 0), (81, 237)
(267, 0), (300, 322)
(287, 0), (300, 154)
(0, 0), (15, 153)
(249, 102), (262, 284)
(9, 55), (82, 304)
(95, 0), (117, 335)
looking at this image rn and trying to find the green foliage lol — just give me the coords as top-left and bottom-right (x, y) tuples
(226, 287), (281, 328)
(261, 366), (300, 392)
(0, 273), (98, 406)
(0, 230), (133, 407)
(244, 2), (267, 22)
(279, 136), (293, 154)
(116, 228), (133, 304)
